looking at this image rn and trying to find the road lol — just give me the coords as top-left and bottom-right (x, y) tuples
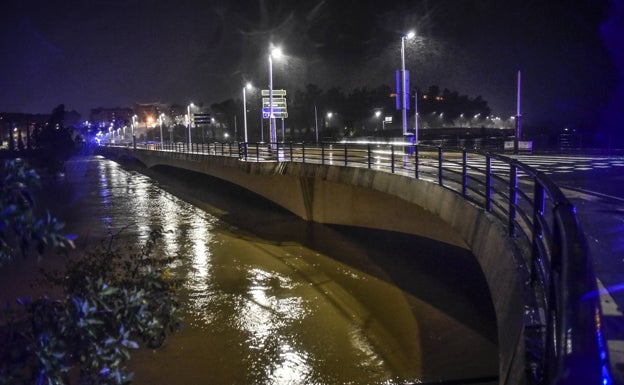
(511, 154), (624, 384)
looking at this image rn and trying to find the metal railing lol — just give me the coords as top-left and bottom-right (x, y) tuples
(119, 140), (610, 384)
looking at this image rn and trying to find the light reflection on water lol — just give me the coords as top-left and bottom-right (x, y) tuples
(41, 157), (497, 384)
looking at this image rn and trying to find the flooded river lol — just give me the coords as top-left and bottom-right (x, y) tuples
(1, 156), (498, 384)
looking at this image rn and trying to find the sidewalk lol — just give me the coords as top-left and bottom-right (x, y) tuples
(548, 166), (624, 384)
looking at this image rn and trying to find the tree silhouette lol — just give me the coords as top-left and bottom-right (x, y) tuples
(32, 104), (76, 172)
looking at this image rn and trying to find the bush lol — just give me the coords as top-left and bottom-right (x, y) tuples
(0, 160), (181, 385)
(0, 159), (74, 266)
(0, 229), (181, 385)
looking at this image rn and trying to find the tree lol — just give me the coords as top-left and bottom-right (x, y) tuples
(32, 104), (77, 171)
(8, 128), (15, 151)
(0, 159), (73, 265)
(17, 129), (25, 152)
(210, 99), (239, 141)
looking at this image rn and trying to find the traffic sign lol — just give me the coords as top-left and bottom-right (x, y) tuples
(262, 107), (288, 114)
(193, 113), (212, 124)
(261, 89), (286, 96)
(263, 112), (288, 119)
(262, 97), (287, 108)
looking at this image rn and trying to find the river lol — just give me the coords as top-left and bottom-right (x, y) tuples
(1, 155), (498, 384)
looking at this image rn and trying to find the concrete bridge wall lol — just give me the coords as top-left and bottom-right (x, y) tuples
(99, 147), (527, 384)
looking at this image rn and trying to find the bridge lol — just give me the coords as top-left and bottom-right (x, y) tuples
(97, 141), (611, 385)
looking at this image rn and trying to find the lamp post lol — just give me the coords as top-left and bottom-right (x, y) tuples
(243, 82), (252, 143)
(187, 103), (194, 148)
(268, 47), (282, 148)
(515, 70), (522, 154)
(159, 113), (165, 148)
(401, 31), (415, 138)
(314, 105), (319, 142)
(131, 115), (137, 149)
(414, 90), (419, 143)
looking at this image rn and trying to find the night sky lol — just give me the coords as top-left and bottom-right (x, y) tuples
(1, 0), (622, 140)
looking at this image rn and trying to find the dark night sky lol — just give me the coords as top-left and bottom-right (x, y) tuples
(1, 0), (623, 137)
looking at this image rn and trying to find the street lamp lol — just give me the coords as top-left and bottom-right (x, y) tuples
(158, 113), (165, 148)
(187, 103), (194, 148)
(268, 46), (283, 148)
(243, 82), (252, 143)
(131, 115), (138, 149)
(515, 70), (522, 154)
(326, 112), (338, 133)
(414, 90), (419, 143)
(401, 31), (415, 138)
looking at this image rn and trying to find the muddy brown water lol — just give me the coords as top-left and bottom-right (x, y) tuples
(0, 156), (498, 384)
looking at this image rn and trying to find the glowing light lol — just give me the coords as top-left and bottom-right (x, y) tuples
(271, 47), (283, 59)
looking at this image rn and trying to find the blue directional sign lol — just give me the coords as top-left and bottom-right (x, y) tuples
(395, 70), (410, 110)
(262, 107), (288, 119)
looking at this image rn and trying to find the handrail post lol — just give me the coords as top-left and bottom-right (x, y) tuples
(344, 143), (348, 167)
(509, 162), (518, 237)
(302, 142), (306, 163)
(256, 143), (260, 162)
(289, 142), (294, 162)
(438, 146), (443, 185)
(367, 144), (371, 169)
(321, 142), (325, 165)
(462, 149), (468, 196)
(485, 154), (492, 211)
(414, 145), (419, 179)
(391, 145), (395, 173)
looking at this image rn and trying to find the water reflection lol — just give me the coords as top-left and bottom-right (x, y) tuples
(40, 157), (497, 384)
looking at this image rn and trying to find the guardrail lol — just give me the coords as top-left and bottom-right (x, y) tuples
(120, 140), (610, 384)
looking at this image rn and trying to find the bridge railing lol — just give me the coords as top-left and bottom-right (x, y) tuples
(122, 140), (609, 384)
